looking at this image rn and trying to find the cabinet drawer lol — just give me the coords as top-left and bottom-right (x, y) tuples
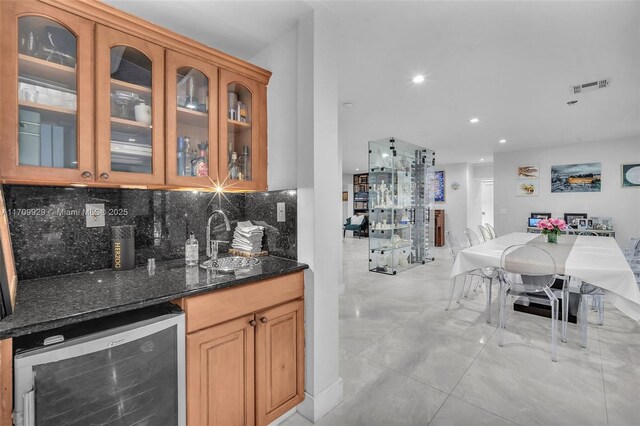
(181, 271), (303, 333)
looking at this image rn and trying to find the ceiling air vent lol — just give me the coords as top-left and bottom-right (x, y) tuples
(571, 78), (611, 94)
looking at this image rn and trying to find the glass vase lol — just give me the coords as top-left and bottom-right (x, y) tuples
(547, 233), (558, 244)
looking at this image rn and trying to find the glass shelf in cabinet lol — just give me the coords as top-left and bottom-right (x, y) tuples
(369, 243), (412, 253)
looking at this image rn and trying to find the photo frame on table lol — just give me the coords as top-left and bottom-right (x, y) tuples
(434, 170), (445, 202)
(578, 219), (588, 229)
(517, 165), (539, 179)
(530, 212), (551, 219)
(621, 163), (640, 188)
(564, 213), (587, 227)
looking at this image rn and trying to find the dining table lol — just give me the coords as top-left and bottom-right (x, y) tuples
(450, 232), (640, 321)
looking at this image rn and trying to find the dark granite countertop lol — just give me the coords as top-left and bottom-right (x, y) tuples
(0, 256), (308, 339)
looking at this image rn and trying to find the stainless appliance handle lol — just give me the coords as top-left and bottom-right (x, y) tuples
(24, 388), (35, 426)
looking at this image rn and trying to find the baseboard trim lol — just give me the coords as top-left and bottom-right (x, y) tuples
(270, 406), (298, 425)
(297, 377), (344, 423)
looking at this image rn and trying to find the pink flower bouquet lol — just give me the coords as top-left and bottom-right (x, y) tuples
(536, 218), (567, 236)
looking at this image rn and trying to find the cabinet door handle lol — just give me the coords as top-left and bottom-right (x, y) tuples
(100, 172), (110, 180)
(260, 317), (268, 323)
(81, 171), (92, 179)
(249, 319), (257, 327)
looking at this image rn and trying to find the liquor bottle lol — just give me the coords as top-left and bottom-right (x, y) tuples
(242, 145), (250, 180)
(229, 152), (239, 180)
(177, 136), (187, 176)
(188, 148), (198, 176)
(194, 142), (209, 177)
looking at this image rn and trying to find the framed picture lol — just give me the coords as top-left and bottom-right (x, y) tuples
(434, 170), (445, 202)
(342, 191), (348, 202)
(531, 212), (551, 219)
(516, 180), (539, 196)
(517, 165), (539, 179)
(622, 163), (640, 187)
(563, 213), (587, 227)
(578, 219), (588, 229)
(551, 163), (601, 193)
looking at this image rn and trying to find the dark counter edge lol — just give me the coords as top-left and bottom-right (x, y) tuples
(0, 260), (309, 339)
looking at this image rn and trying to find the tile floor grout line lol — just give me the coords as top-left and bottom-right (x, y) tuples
(443, 310), (525, 426)
(357, 347), (453, 396)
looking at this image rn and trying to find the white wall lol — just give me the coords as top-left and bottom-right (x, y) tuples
(295, 7), (343, 422)
(494, 137), (640, 247)
(250, 27), (298, 190)
(435, 163), (469, 235)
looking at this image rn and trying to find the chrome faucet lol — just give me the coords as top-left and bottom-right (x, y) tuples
(206, 210), (231, 259)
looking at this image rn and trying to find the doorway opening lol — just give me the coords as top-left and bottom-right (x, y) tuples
(481, 179), (494, 228)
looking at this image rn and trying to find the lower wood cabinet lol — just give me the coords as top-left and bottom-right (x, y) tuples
(180, 271), (305, 426)
(255, 300), (305, 426)
(187, 315), (255, 426)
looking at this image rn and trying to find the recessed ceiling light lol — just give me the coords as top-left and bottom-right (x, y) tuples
(355, 168), (360, 171)
(412, 75), (425, 83)
(342, 101), (354, 108)
(480, 158), (485, 162)
(469, 117), (480, 124)
(499, 139), (506, 144)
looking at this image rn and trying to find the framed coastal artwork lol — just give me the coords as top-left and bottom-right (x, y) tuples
(517, 165), (539, 179)
(622, 163), (640, 188)
(434, 170), (445, 202)
(551, 163), (601, 193)
(516, 180), (539, 196)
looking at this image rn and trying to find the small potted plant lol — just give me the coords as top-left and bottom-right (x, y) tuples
(537, 218), (567, 243)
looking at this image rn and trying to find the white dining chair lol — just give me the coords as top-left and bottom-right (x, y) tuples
(485, 223), (496, 239)
(479, 225), (493, 241)
(446, 231), (498, 323)
(465, 227), (482, 246)
(498, 244), (568, 362)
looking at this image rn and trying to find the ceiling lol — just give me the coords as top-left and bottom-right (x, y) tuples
(105, 1), (640, 172)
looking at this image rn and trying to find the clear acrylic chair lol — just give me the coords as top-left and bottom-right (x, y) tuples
(498, 244), (563, 362)
(479, 225), (493, 241)
(578, 282), (605, 348)
(485, 223), (496, 239)
(465, 227), (482, 246)
(575, 231), (606, 332)
(445, 231), (466, 311)
(446, 231), (498, 323)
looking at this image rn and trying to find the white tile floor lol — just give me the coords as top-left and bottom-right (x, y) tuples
(282, 237), (640, 426)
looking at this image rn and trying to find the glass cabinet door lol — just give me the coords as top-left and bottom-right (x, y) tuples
(95, 25), (165, 186)
(0, 2), (94, 183)
(219, 70), (266, 191)
(166, 51), (218, 187)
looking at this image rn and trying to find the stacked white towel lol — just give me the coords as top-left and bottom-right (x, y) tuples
(232, 221), (264, 253)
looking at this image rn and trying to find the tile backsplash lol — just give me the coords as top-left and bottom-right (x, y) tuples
(3, 185), (297, 280)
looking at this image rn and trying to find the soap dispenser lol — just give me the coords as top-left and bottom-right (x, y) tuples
(185, 232), (199, 266)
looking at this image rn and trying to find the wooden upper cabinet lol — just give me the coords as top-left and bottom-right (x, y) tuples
(187, 315), (255, 426)
(0, 1), (94, 184)
(95, 24), (165, 186)
(255, 300), (305, 426)
(165, 50), (219, 188)
(219, 69), (267, 191)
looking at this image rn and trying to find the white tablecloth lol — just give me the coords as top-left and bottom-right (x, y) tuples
(450, 232), (640, 321)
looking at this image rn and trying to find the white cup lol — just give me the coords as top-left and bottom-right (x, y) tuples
(134, 103), (152, 125)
